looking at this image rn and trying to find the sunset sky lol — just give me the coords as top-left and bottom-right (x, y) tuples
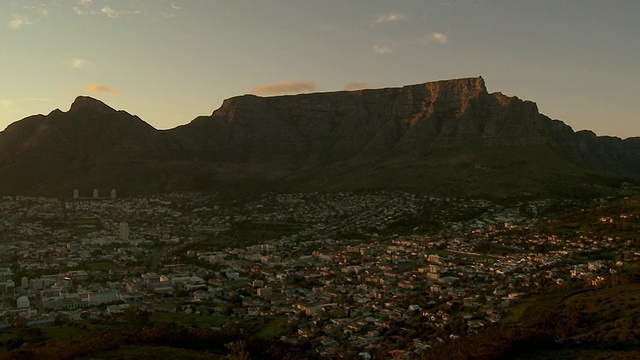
(1, 1), (639, 138)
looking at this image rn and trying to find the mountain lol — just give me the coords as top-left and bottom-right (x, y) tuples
(1, 77), (639, 198)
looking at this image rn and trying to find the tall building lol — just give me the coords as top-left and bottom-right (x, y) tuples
(119, 222), (129, 241)
(93, 189), (99, 198)
(111, 189), (117, 199)
(73, 189), (79, 199)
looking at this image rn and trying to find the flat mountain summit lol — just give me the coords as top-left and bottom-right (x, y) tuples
(1, 77), (638, 198)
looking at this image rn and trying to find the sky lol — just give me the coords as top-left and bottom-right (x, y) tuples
(1, 0), (639, 138)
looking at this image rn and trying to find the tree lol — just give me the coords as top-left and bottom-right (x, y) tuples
(225, 340), (250, 360)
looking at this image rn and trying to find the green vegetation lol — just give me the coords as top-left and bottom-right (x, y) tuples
(150, 312), (227, 328)
(250, 316), (291, 338)
(195, 221), (304, 251)
(94, 345), (219, 360)
(44, 217), (104, 234)
(225, 221), (304, 243)
(83, 260), (119, 272)
(0, 318), (310, 360)
(539, 195), (640, 238)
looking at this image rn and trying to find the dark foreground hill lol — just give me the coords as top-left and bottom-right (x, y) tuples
(1, 77), (638, 198)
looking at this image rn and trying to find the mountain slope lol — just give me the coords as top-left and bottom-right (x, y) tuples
(0, 77), (638, 197)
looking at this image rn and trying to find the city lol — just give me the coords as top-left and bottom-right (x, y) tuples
(1, 191), (636, 358)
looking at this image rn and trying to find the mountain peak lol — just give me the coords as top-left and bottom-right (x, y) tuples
(1, 76), (638, 197)
(422, 76), (488, 98)
(68, 96), (116, 115)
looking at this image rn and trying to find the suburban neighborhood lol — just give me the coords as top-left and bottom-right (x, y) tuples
(0, 192), (636, 357)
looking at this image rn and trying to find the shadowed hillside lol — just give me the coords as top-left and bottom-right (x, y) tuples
(1, 77), (638, 198)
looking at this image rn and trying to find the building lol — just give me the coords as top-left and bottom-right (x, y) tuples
(16, 295), (30, 309)
(119, 222), (129, 241)
(0, 267), (12, 279)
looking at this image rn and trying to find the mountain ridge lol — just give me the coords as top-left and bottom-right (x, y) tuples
(1, 77), (638, 198)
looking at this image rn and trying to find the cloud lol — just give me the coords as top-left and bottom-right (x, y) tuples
(101, 6), (119, 18)
(73, 7), (92, 15)
(373, 45), (392, 54)
(8, 15), (30, 30)
(344, 82), (372, 91)
(72, 1), (157, 19)
(170, 3), (181, 10)
(431, 32), (448, 44)
(251, 81), (316, 95)
(85, 84), (123, 96)
(73, 0), (95, 15)
(375, 12), (406, 23)
(70, 58), (90, 69)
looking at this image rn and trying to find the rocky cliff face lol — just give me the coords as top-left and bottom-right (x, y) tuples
(176, 77), (545, 164)
(1, 77), (638, 197)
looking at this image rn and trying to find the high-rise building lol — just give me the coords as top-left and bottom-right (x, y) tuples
(93, 189), (99, 198)
(111, 189), (117, 199)
(73, 189), (79, 199)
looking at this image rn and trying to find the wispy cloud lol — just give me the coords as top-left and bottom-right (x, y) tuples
(8, 15), (30, 30)
(344, 82), (372, 91)
(101, 6), (119, 19)
(85, 84), (123, 96)
(251, 81), (316, 95)
(431, 32), (449, 44)
(375, 12), (407, 24)
(70, 58), (90, 69)
(71, 1), (161, 19)
(72, 0), (166, 19)
(372, 45), (392, 54)
(73, 7), (93, 16)
(73, 0), (95, 16)
(161, 2), (182, 18)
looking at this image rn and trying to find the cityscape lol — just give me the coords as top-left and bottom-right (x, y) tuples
(1, 191), (636, 358)
(3, 1), (639, 358)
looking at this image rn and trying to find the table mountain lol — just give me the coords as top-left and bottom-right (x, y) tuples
(1, 77), (638, 198)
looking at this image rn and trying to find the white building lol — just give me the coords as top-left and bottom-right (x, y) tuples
(17, 295), (30, 309)
(88, 291), (119, 305)
(119, 222), (129, 241)
(0, 267), (12, 278)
